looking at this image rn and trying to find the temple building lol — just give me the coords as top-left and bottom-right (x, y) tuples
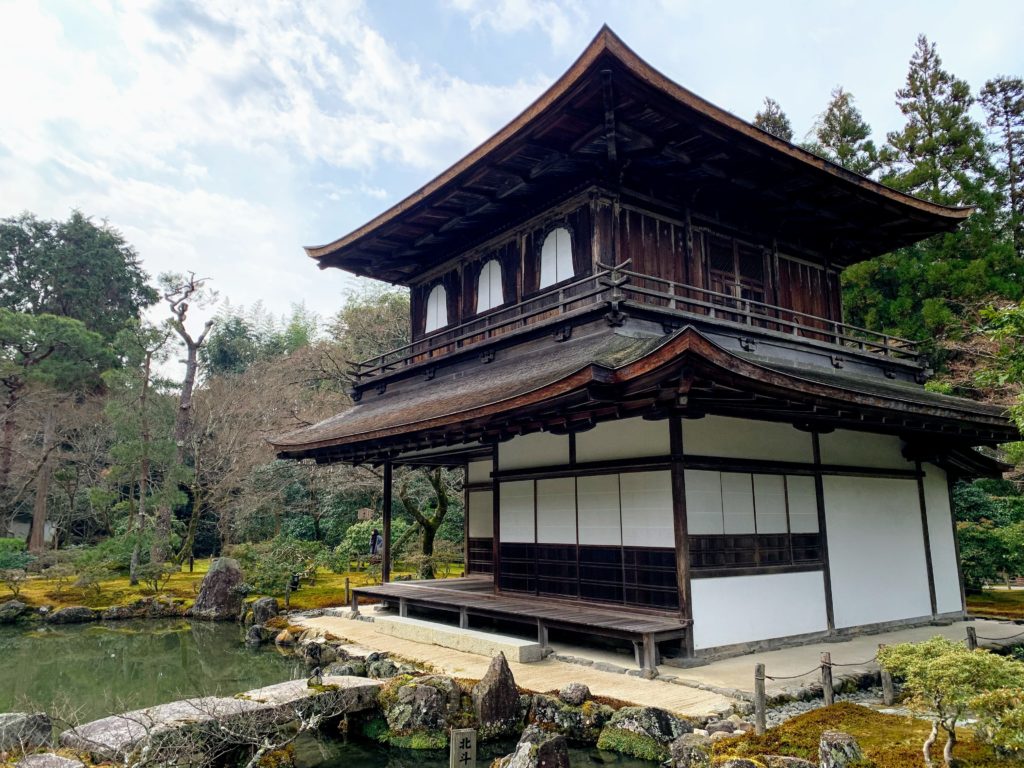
(272, 28), (1017, 666)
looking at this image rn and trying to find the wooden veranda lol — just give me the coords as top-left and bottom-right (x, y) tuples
(352, 575), (690, 670)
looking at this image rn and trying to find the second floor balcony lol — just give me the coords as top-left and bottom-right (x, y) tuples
(348, 263), (921, 385)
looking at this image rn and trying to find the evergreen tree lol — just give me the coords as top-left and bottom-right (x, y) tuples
(753, 97), (794, 142)
(980, 76), (1024, 257)
(843, 35), (1018, 353)
(808, 87), (879, 176)
(881, 35), (990, 204)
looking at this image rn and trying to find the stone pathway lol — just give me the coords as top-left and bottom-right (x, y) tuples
(298, 615), (736, 718)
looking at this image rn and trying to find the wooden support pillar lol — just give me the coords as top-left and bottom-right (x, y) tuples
(460, 606), (469, 629)
(811, 432), (836, 632)
(915, 461), (938, 618)
(537, 618), (548, 649)
(382, 459), (393, 584)
(669, 415), (695, 657)
(946, 474), (968, 615)
(463, 463), (471, 576)
(491, 444), (501, 594)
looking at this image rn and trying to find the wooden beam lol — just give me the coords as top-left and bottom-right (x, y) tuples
(916, 460), (939, 617)
(491, 443), (501, 594)
(811, 432), (836, 632)
(670, 415), (695, 657)
(382, 459), (393, 584)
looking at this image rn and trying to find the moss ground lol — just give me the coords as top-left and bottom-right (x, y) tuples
(4, 561), (464, 612)
(716, 702), (1024, 768)
(967, 589), (1024, 621)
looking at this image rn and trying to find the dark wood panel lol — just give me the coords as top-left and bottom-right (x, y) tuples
(468, 537), (494, 575)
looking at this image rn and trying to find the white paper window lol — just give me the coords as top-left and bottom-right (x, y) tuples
(424, 284), (448, 333)
(537, 478), (577, 544)
(721, 472), (755, 534)
(685, 470), (725, 535)
(753, 474), (788, 534)
(786, 475), (819, 533)
(500, 481), (535, 543)
(577, 475), (622, 545)
(539, 227), (574, 288)
(620, 471), (673, 547)
(476, 259), (504, 313)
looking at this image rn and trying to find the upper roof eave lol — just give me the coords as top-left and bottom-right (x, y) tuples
(304, 25), (971, 270)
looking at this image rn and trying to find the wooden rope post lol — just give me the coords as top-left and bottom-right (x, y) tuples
(754, 663), (766, 736)
(879, 644), (895, 705)
(350, 586), (359, 615)
(966, 625), (978, 651)
(821, 652), (834, 706)
(344, 577), (350, 607)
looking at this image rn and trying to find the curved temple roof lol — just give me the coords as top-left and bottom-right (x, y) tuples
(306, 26), (971, 284)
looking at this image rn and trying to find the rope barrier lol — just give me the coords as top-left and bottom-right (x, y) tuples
(764, 665), (822, 681)
(828, 655), (879, 667)
(975, 629), (1024, 642)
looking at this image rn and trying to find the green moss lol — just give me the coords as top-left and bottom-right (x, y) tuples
(360, 714), (390, 743)
(596, 728), (670, 762)
(388, 730), (448, 750)
(719, 702), (1024, 768)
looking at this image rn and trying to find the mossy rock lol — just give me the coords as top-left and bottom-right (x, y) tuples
(529, 693), (614, 744)
(595, 706), (693, 762)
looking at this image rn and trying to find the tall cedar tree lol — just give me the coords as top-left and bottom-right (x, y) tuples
(980, 76), (1024, 257)
(842, 36), (1020, 353)
(809, 87), (879, 176)
(752, 97), (794, 142)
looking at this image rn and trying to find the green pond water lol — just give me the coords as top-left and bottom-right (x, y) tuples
(0, 620), (657, 768)
(0, 619), (300, 722)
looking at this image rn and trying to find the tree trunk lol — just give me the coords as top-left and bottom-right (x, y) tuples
(942, 726), (956, 768)
(0, 398), (17, 492)
(130, 350), (154, 586)
(923, 719), (938, 767)
(28, 405), (56, 552)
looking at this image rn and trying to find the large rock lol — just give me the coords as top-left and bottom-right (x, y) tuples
(0, 712), (53, 751)
(596, 706), (693, 762)
(251, 596), (279, 625)
(668, 733), (712, 768)
(819, 730), (863, 768)
(16, 755), (85, 768)
(190, 557), (245, 621)
(715, 760), (766, 768)
(374, 675), (462, 749)
(100, 597), (184, 621)
(764, 757), (817, 768)
(0, 599), (28, 624)
(472, 653), (522, 736)
(529, 693), (613, 744)
(494, 725), (569, 768)
(557, 682), (590, 707)
(44, 606), (98, 624)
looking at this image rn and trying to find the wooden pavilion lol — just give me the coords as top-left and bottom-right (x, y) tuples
(272, 28), (1017, 665)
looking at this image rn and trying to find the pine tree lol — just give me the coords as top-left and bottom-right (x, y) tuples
(980, 76), (1024, 257)
(881, 35), (990, 205)
(753, 97), (794, 142)
(808, 87), (879, 176)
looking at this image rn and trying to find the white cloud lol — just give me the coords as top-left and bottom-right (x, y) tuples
(447, 0), (588, 50)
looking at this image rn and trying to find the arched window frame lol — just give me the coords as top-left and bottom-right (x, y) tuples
(423, 283), (448, 334)
(538, 224), (575, 290)
(475, 258), (505, 314)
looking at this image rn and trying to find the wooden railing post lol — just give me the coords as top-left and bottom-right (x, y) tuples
(879, 644), (895, 705)
(754, 663), (767, 735)
(821, 652), (834, 706)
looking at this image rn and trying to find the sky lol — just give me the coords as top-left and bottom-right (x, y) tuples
(2, 0), (1024, 373)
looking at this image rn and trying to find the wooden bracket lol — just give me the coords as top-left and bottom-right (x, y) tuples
(830, 355), (844, 369)
(375, 381), (387, 395)
(739, 337), (757, 352)
(349, 388), (362, 403)
(423, 366), (437, 381)
(553, 325), (573, 342)
(479, 349), (496, 364)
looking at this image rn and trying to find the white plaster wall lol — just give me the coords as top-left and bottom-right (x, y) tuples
(576, 417), (670, 462)
(683, 415), (813, 463)
(577, 474), (621, 545)
(500, 481), (535, 543)
(620, 471), (673, 547)
(468, 491), (494, 538)
(537, 477), (577, 544)
(467, 460), (492, 484)
(922, 464), (964, 614)
(499, 432), (569, 471)
(691, 571), (828, 649)
(824, 476), (932, 628)
(818, 429), (911, 470)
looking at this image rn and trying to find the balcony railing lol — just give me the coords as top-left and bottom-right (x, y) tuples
(349, 263), (920, 382)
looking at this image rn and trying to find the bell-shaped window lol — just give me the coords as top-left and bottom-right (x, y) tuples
(424, 284), (448, 333)
(476, 259), (504, 313)
(539, 227), (573, 289)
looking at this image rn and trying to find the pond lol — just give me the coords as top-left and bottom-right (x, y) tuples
(0, 619), (300, 723)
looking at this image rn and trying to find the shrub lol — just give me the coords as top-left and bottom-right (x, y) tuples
(74, 533), (151, 573)
(231, 537), (325, 607)
(0, 540), (33, 571)
(47, 563), (77, 596)
(1, 568), (28, 598)
(878, 636), (1024, 767)
(74, 564), (111, 597)
(135, 562), (178, 593)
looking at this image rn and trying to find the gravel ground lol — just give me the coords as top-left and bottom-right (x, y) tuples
(765, 686), (917, 727)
